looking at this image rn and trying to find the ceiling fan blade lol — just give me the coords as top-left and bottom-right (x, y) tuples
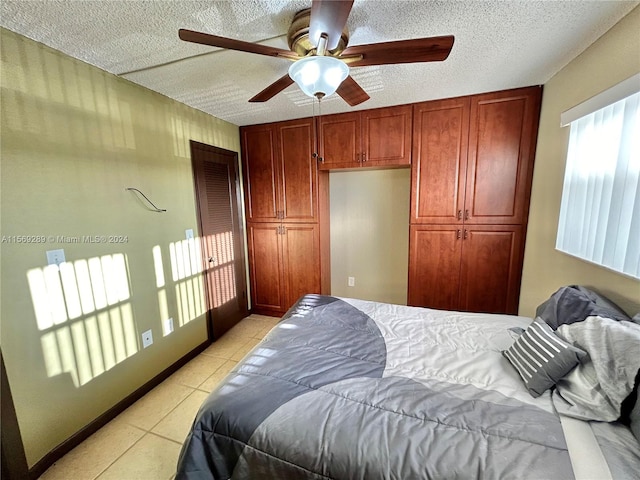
(249, 74), (295, 102)
(310, 0), (354, 50)
(341, 36), (454, 67)
(179, 29), (300, 61)
(336, 76), (370, 106)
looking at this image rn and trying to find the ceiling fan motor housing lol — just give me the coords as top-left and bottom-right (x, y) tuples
(287, 8), (349, 56)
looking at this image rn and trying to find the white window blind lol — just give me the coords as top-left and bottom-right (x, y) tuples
(556, 89), (640, 279)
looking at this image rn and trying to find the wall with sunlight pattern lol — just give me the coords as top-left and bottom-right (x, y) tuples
(0, 28), (241, 467)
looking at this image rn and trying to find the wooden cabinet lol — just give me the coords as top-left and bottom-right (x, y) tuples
(408, 86), (541, 314)
(241, 118), (317, 223)
(411, 87), (540, 225)
(247, 223), (320, 315)
(240, 86), (541, 316)
(408, 225), (523, 314)
(318, 105), (412, 170)
(242, 117), (323, 315)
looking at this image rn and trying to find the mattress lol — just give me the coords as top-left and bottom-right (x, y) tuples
(176, 294), (640, 479)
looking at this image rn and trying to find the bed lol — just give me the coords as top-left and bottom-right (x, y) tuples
(176, 288), (640, 479)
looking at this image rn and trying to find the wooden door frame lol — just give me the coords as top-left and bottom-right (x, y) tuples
(190, 140), (249, 341)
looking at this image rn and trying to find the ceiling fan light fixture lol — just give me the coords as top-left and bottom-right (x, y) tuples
(288, 56), (349, 99)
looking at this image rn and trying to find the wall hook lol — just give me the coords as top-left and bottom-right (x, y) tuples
(126, 187), (166, 212)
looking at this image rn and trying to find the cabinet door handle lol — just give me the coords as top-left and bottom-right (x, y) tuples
(356, 152), (361, 163)
(464, 229), (468, 240)
(457, 210), (462, 220)
(464, 209), (470, 220)
(362, 152), (366, 162)
(456, 229), (461, 240)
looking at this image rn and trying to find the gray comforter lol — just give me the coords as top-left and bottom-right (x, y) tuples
(176, 295), (581, 479)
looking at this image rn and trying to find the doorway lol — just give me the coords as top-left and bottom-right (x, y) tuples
(190, 141), (248, 340)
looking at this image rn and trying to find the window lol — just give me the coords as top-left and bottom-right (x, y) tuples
(556, 76), (640, 279)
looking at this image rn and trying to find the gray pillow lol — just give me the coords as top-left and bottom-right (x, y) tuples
(503, 318), (587, 397)
(536, 286), (631, 329)
(570, 285), (631, 319)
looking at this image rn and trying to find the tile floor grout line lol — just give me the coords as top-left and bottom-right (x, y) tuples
(93, 430), (149, 480)
(145, 430), (185, 447)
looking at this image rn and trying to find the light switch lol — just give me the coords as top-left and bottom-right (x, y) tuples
(164, 317), (174, 336)
(185, 229), (194, 240)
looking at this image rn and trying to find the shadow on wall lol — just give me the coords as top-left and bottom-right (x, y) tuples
(26, 233), (237, 388)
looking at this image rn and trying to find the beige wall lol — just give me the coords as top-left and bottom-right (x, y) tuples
(0, 29), (241, 466)
(330, 168), (410, 305)
(520, 6), (640, 317)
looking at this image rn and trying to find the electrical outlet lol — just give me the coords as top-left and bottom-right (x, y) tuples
(348, 276), (355, 287)
(185, 229), (194, 240)
(46, 249), (66, 266)
(164, 317), (174, 336)
(142, 329), (153, 348)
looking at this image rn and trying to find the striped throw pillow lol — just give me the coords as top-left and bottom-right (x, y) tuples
(503, 318), (587, 397)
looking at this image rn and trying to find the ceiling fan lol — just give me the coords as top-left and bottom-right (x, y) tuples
(179, 0), (454, 106)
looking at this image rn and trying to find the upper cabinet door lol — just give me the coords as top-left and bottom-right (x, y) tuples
(362, 105), (412, 167)
(465, 87), (542, 225)
(276, 118), (318, 222)
(318, 112), (360, 169)
(242, 119), (318, 223)
(241, 125), (279, 222)
(319, 106), (412, 170)
(411, 97), (470, 224)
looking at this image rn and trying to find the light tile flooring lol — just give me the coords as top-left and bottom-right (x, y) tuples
(39, 314), (281, 480)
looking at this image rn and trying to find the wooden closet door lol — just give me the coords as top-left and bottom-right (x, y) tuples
(247, 223), (285, 313)
(277, 118), (318, 222)
(318, 112), (361, 169)
(361, 105), (412, 167)
(282, 224), (320, 310)
(241, 125), (279, 222)
(407, 225), (463, 310)
(458, 225), (523, 314)
(465, 87), (541, 225)
(411, 97), (470, 224)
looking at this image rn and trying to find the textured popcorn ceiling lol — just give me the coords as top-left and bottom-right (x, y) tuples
(1, 0), (638, 126)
